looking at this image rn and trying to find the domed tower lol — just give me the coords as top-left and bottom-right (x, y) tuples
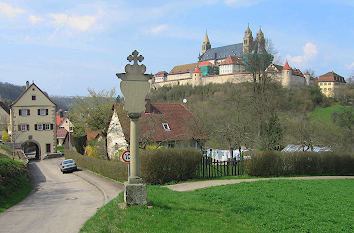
(202, 32), (211, 54)
(243, 25), (253, 54)
(282, 61), (292, 88)
(256, 27), (266, 53)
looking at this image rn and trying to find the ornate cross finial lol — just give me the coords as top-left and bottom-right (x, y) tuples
(127, 50), (144, 65)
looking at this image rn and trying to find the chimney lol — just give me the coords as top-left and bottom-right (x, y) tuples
(145, 99), (152, 113)
(26, 81), (30, 89)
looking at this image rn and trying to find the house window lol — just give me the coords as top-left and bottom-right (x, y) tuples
(32, 95), (36, 100)
(46, 144), (51, 153)
(167, 141), (175, 148)
(320, 83), (323, 86)
(69, 127), (73, 131)
(45, 124), (50, 130)
(162, 123), (171, 131)
(19, 109), (30, 116)
(37, 124), (43, 131)
(324, 83), (327, 85)
(328, 88), (331, 91)
(38, 109), (48, 116)
(324, 88), (327, 91)
(19, 124), (29, 131)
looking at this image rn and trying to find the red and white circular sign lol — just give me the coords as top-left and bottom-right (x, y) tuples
(122, 151), (130, 163)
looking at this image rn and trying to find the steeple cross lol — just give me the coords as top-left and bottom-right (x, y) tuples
(127, 50), (144, 65)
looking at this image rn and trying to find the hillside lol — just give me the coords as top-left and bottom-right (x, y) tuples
(310, 104), (353, 122)
(0, 82), (73, 110)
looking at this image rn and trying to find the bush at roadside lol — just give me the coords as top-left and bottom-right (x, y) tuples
(64, 150), (128, 181)
(245, 151), (354, 176)
(0, 158), (32, 212)
(141, 148), (202, 185)
(64, 148), (202, 185)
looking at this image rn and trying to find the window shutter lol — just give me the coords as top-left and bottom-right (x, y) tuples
(50, 124), (54, 130)
(35, 124), (37, 130)
(18, 125), (21, 131)
(43, 124), (45, 129)
(27, 124), (29, 131)
(38, 109), (40, 115)
(27, 109), (30, 115)
(19, 109), (21, 115)
(46, 109), (48, 115)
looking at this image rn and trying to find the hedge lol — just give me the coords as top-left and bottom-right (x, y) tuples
(245, 151), (354, 177)
(64, 148), (202, 184)
(141, 148), (202, 185)
(64, 150), (128, 181)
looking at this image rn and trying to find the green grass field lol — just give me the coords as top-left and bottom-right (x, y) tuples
(310, 104), (352, 122)
(80, 179), (354, 233)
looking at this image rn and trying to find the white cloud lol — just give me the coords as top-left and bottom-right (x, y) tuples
(29, 15), (42, 24)
(49, 13), (97, 31)
(224, 0), (262, 7)
(150, 24), (168, 34)
(0, 2), (24, 17)
(286, 42), (318, 67)
(345, 62), (354, 70)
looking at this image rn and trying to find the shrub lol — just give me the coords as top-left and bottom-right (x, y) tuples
(85, 145), (98, 158)
(1, 131), (10, 142)
(64, 150), (128, 181)
(140, 148), (202, 185)
(245, 151), (354, 176)
(65, 148), (202, 185)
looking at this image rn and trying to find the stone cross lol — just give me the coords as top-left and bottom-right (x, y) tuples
(116, 50), (152, 206)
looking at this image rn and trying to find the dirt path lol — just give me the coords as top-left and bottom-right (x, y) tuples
(166, 176), (354, 192)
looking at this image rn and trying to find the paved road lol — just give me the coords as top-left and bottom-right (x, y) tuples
(0, 158), (124, 233)
(167, 176), (354, 192)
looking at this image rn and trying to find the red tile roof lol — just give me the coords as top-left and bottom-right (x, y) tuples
(56, 127), (68, 138)
(56, 115), (64, 126)
(283, 61), (291, 70)
(318, 71), (346, 82)
(199, 61), (213, 66)
(169, 63), (199, 75)
(85, 129), (100, 141)
(219, 56), (244, 65)
(155, 71), (168, 77)
(193, 66), (203, 73)
(115, 103), (206, 143)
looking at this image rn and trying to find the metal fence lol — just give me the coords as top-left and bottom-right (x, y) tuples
(198, 156), (243, 178)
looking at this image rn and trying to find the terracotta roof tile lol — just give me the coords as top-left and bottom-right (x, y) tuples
(155, 71), (168, 77)
(57, 127), (68, 138)
(199, 61), (213, 66)
(193, 66), (203, 73)
(169, 63), (199, 75)
(318, 71), (346, 82)
(219, 56), (244, 65)
(85, 129), (99, 141)
(115, 103), (206, 143)
(56, 115), (64, 126)
(283, 61), (291, 70)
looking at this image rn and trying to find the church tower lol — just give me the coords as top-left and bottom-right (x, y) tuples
(202, 32), (211, 54)
(243, 25), (253, 54)
(256, 27), (266, 53)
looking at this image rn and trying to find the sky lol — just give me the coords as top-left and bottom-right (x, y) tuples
(0, 0), (353, 96)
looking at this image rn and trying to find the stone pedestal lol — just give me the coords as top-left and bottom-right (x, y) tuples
(124, 182), (147, 206)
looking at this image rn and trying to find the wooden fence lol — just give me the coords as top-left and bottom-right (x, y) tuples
(198, 156), (243, 178)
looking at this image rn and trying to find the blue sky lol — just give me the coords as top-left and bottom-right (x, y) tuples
(0, 0), (353, 96)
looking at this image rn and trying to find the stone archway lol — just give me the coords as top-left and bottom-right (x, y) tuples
(21, 140), (41, 160)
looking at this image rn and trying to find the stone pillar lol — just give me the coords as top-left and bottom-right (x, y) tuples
(116, 50), (152, 206)
(128, 115), (142, 184)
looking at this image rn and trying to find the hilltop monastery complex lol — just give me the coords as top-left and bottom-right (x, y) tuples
(150, 25), (346, 96)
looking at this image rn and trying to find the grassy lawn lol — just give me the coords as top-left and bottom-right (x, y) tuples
(0, 158), (33, 213)
(310, 104), (352, 122)
(80, 179), (354, 233)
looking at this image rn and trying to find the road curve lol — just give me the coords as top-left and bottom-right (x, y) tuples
(0, 158), (124, 233)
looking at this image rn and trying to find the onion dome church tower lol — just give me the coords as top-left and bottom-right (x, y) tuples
(202, 32), (211, 54)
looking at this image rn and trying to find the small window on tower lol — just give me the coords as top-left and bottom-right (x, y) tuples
(32, 95), (36, 100)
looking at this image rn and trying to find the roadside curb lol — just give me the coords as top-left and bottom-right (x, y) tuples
(73, 169), (124, 204)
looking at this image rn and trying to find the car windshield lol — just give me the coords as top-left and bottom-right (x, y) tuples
(63, 159), (74, 164)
